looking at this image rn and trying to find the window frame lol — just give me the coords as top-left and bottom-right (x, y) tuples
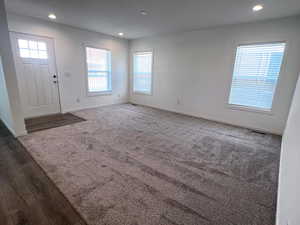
(132, 50), (154, 95)
(226, 41), (287, 114)
(84, 45), (112, 96)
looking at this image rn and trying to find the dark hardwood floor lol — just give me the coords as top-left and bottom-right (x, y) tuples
(25, 113), (86, 133)
(0, 121), (88, 225)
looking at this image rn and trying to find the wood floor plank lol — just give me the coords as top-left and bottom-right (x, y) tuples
(25, 113), (86, 133)
(0, 121), (88, 225)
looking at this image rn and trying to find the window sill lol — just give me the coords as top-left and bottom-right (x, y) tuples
(133, 91), (152, 96)
(227, 104), (274, 115)
(87, 90), (113, 97)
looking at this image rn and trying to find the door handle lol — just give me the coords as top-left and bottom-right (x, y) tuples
(53, 81), (57, 84)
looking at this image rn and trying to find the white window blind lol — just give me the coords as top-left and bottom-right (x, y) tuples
(85, 47), (111, 93)
(133, 51), (153, 94)
(229, 42), (286, 111)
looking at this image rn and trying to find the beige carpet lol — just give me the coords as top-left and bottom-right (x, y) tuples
(19, 104), (281, 225)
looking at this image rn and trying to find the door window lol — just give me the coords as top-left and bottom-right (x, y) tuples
(18, 39), (48, 59)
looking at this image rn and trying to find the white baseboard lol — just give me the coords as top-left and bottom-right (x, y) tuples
(128, 101), (282, 136)
(62, 100), (129, 114)
(14, 128), (28, 137)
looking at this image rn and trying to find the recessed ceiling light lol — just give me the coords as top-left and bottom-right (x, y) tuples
(253, 4), (264, 12)
(48, 13), (56, 20)
(118, 32), (124, 36)
(140, 10), (148, 15)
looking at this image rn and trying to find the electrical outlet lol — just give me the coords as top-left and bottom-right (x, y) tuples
(177, 98), (181, 105)
(118, 94), (121, 98)
(76, 98), (80, 103)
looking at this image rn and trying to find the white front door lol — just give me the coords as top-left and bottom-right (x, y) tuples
(10, 32), (60, 118)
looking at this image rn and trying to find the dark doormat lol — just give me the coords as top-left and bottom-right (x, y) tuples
(25, 113), (86, 133)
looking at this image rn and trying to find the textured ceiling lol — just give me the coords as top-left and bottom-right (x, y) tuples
(5, 0), (300, 39)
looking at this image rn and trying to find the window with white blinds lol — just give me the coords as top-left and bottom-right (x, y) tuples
(85, 47), (111, 94)
(133, 51), (153, 94)
(228, 42), (286, 111)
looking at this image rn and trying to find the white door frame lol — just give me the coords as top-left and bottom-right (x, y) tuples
(10, 31), (62, 119)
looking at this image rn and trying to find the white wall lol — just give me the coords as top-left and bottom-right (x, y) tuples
(7, 13), (129, 113)
(276, 74), (300, 225)
(129, 16), (300, 134)
(0, 0), (26, 136)
(0, 56), (14, 131)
